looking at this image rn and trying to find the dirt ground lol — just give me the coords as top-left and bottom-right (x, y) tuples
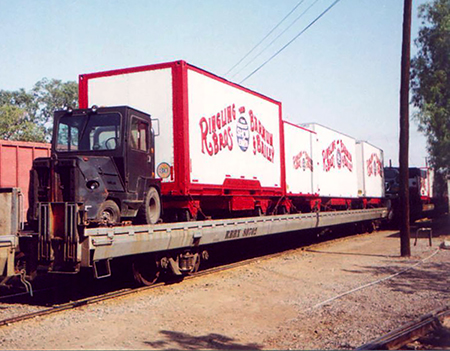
(1, 216), (449, 350)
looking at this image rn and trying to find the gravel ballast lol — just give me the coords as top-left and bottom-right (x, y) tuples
(0, 217), (449, 350)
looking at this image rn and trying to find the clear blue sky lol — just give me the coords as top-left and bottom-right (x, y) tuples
(0, 0), (430, 166)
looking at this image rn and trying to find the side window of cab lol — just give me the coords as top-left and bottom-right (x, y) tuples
(130, 117), (149, 152)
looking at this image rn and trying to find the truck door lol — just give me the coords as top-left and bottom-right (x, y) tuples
(127, 115), (153, 194)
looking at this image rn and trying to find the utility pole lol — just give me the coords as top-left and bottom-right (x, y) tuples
(399, 0), (412, 257)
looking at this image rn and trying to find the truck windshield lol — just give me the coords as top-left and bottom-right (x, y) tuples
(56, 113), (121, 152)
(384, 169), (398, 180)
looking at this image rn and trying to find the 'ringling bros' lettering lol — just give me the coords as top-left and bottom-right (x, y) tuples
(199, 104), (275, 163)
(199, 104), (236, 156)
(322, 139), (353, 172)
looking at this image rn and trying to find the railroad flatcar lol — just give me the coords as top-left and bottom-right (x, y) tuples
(0, 61), (393, 286)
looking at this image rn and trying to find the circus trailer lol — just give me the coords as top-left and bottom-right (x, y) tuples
(283, 120), (321, 210)
(355, 141), (385, 199)
(79, 60), (285, 218)
(300, 123), (358, 200)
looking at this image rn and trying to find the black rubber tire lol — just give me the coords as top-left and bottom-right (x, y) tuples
(97, 200), (120, 225)
(254, 207), (263, 216)
(137, 187), (161, 224)
(178, 209), (192, 222)
(278, 206), (288, 215)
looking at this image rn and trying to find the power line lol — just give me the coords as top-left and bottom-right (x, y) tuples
(240, 0), (343, 84)
(224, 0), (306, 77)
(230, 0), (321, 80)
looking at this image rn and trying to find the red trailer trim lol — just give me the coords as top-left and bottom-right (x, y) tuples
(283, 120), (316, 134)
(171, 61), (190, 195)
(279, 106), (287, 197)
(187, 182), (283, 196)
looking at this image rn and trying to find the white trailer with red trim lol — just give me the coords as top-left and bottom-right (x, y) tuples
(79, 61), (285, 218)
(355, 141), (385, 201)
(283, 121), (320, 211)
(300, 123), (358, 207)
(420, 167), (434, 200)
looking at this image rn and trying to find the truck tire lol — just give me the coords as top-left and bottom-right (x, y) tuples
(137, 187), (161, 224)
(97, 200), (121, 225)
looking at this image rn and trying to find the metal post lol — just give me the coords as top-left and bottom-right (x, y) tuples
(399, 0), (412, 257)
(447, 177), (450, 212)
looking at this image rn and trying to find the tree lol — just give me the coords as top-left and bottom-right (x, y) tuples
(0, 105), (45, 141)
(411, 0), (450, 178)
(31, 78), (78, 135)
(0, 78), (78, 142)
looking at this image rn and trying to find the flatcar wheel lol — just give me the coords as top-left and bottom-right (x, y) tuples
(188, 253), (201, 275)
(132, 256), (160, 286)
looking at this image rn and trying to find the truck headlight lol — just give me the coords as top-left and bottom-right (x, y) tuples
(86, 180), (100, 190)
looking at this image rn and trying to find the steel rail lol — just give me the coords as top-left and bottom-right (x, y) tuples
(356, 305), (450, 350)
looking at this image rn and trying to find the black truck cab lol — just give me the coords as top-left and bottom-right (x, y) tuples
(29, 106), (161, 227)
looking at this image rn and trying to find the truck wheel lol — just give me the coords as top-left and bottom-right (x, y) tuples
(278, 206), (288, 215)
(137, 187), (161, 224)
(178, 209), (191, 222)
(254, 206), (263, 216)
(97, 200), (120, 225)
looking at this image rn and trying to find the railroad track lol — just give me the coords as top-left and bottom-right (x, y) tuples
(0, 242), (303, 328)
(356, 305), (450, 350)
(1, 225), (430, 330)
(0, 222), (381, 328)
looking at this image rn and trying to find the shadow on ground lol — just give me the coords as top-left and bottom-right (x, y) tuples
(341, 260), (450, 295)
(388, 215), (450, 239)
(144, 330), (263, 350)
(305, 249), (398, 259)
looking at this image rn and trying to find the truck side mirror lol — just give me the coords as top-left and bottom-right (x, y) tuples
(151, 118), (160, 137)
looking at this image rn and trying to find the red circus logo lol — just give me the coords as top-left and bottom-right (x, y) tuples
(322, 139), (353, 172)
(293, 151), (313, 171)
(367, 153), (382, 177)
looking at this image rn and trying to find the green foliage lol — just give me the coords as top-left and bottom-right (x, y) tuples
(411, 0), (450, 176)
(0, 105), (45, 141)
(0, 78), (78, 142)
